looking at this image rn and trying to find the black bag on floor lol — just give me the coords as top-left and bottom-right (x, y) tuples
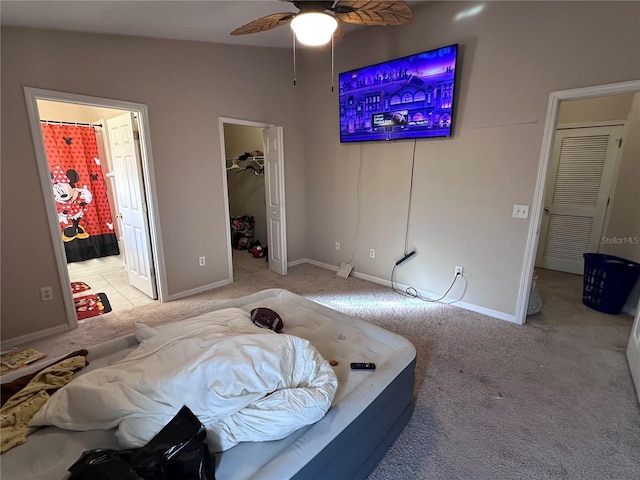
(68, 405), (215, 480)
(68, 449), (144, 480)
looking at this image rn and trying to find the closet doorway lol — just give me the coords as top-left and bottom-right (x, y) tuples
(25, 88), (165, 328)
(219, 118), (287, 281)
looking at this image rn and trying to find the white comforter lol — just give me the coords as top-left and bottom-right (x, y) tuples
(30, 308), (338, 452)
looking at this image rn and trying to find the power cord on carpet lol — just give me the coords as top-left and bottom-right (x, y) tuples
(392, 264), (462, 302)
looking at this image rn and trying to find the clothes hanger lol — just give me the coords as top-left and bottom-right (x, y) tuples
(235, 164), (264, 175)
(226, 158), (241, 171)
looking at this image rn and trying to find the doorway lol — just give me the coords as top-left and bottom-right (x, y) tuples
(219, 117), (288, 282)
(39, 100), (158, 315)
(517, 80), (640, 325)
(224, 123), (268, 265)
(24, 87), (166, 329)
(535, 123), (625, 275)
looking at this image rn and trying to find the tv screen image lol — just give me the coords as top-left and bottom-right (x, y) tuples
(339, 44), (458, 143)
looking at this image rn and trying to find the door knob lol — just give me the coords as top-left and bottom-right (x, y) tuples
(544, 207), (550, 213)
(116, 213), (123, 219)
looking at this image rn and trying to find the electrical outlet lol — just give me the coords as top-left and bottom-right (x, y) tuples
(40, 286), (53, 301)
(369, 249), (376, 259)
(199, 256), (206, 266)
(455, 265), (464, 277)
(512, 204), (529, 219)
(335, 242), (340, 250)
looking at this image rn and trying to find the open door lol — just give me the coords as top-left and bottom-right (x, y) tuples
(263, 126), (287, 276)
(628, 306), (640, 403)
(106, 112), (157, 298)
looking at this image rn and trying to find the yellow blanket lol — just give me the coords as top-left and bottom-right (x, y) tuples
(0, 356), (86, 453)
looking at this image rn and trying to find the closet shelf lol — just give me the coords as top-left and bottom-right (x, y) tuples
(226, 156), (264, 175)
(226, 155), (264, 171)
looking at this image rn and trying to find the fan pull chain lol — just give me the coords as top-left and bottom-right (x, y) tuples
(331, 34), (335, 92)
(293, 31), (297, 87)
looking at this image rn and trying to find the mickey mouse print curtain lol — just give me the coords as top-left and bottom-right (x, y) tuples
(42, 123), (120, 262)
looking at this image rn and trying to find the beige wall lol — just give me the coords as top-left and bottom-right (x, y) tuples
(602, 92), (640, 311)
(37, 100), (127, 124)
(602, 93), (640, 263)
(224, 124), (268, 247)
(1, 27), (305, 340)
(299, 1), (640, 316)
(557, 93), (636, 125)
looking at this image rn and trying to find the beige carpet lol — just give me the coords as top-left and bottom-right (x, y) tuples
(28, 253), (402, 358)
(24, 253), (640, 478)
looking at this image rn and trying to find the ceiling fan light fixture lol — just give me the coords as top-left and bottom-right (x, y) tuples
(290, 12), (338, 46)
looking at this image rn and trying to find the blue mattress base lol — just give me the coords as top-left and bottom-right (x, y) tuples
(293, 358), (416, 479)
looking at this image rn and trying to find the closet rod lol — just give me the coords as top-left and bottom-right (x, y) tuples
(40, 119), (103, 128)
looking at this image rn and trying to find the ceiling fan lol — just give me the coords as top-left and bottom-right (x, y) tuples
(231, 1), (414, 46)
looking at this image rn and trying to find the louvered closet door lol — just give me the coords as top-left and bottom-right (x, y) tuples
(536, 125), (622, 275)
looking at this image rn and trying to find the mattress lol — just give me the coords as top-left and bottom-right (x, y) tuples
(1, 288), (416, 480)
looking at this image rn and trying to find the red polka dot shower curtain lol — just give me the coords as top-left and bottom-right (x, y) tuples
(42, 123), (120, 262)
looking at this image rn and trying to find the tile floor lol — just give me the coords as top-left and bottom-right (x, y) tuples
(67, 254), (156, 316)
(66, 249), (267, 320)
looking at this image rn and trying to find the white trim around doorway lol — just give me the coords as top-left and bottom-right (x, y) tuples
(515, 79), (640, 325)
(23, 87), (167, 332)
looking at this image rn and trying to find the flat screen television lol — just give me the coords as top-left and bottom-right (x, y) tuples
(339, 44), (459, 143)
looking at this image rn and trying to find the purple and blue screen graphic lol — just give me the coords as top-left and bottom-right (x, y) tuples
(339, 44), (458, 142)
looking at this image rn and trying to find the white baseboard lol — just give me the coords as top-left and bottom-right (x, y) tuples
(1, 323), (71, 352)
(287, 258), (311, 268)
(167, 278), (232, 302)
(297, 259), (517, 324)
(299, 258), (338, 271)
(450, 299), (518, 323)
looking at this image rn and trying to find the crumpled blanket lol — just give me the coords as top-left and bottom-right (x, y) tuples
(31, 308), (338, 452)
(1, 349), (89, 406)
(1, 356), (86, 453)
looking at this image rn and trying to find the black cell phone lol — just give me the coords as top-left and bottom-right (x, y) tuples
(350, 362), (376, 370)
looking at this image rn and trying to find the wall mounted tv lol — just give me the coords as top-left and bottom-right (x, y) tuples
(339, 44), (459, 143)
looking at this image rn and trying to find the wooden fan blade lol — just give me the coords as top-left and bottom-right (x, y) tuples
(334, 1), (413, 26)
(334, 18), (345, 42)
(230, 12), (296, 35)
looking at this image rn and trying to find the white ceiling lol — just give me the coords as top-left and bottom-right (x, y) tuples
(0, 0), (380, 49)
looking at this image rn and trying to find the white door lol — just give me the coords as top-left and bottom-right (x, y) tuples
(106, 113), (157, 298)
(536, 125), (623, 274)
(628, 306), (640, 403)
(263, 126), (287, 276)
